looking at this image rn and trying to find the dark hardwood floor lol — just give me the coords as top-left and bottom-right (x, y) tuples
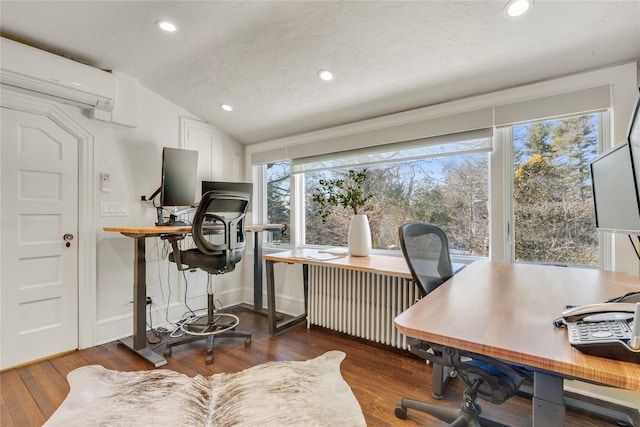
(2, 307), (638, 426)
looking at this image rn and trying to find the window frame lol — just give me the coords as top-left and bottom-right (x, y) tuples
(248, 63), (636, 270)
(256, 109), (613, 269)
(498, 112), (612, 268)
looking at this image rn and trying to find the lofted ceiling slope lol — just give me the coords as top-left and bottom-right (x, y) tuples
(1, 1), (639, 144)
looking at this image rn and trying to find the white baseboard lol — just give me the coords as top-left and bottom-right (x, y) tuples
(95, 289), (304, 345)
(96, 301), (193, 345)
(251, 291), (305, 316)
(565, 380), (640, 411)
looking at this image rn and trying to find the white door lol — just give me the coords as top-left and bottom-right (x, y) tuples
(1, 108), (78, 369)
(183, 120), (215, 305)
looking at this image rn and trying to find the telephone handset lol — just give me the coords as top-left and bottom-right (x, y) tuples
(560, 302), (640, 364)
(561, 302), (636, 322)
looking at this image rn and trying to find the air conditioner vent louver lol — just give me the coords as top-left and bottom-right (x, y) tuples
(0, 37), (116, 111)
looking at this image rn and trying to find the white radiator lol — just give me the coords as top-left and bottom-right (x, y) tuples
(307, 265), (421, 350)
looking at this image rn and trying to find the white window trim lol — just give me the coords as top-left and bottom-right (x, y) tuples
(598, 112), (614, 271)
(491, 127), (512, 263)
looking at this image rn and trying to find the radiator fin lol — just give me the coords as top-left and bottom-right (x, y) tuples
(307, 265), (420, 350)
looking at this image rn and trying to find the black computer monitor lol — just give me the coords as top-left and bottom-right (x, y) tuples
(149, 147), (198, 225)
(202, 181), (253, 212)
(590, 141), (640, 234)
(161, 147), (198, 207)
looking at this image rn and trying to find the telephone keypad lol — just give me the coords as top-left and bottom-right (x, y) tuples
(568, 320), (631, 344)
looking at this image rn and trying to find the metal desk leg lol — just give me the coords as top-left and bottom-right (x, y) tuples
(119, 236), (167, 367)
(520, 383), (633, 426)
(532, 371), (565, 426)
(242, 230), (281, 320)
(266, 259), (277, 336)
(253, 230), (264, 312)
(302, 263), (308, 316)
(266, 259), (307, 336)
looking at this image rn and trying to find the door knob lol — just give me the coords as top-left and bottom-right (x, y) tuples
(63, 233), (74, 247)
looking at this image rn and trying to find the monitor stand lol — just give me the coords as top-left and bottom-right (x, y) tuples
(155, 206), (195, 226)
(156, 214), (189, 226)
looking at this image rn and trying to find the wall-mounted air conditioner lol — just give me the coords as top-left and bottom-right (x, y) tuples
(0, 37), (116, 111)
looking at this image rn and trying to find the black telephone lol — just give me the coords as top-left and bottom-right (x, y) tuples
(560, 302), (640, 363)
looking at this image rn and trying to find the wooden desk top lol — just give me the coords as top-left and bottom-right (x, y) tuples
(104, 224), (285, 237)
(263, 249), (413, 280)
(394, 261), (640, 391)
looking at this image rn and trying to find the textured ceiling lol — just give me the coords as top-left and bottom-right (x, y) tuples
(1, 1), (639, 144)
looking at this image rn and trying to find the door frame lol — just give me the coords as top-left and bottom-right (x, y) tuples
(1, 89), (97, 349)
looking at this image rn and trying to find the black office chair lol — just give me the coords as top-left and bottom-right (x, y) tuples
(163, 190), (251, 364)
(398, 223), (524, 426)
(395, 338), (526, 427)
(399, 222), (454, 295)
(399, 222), (455, 398)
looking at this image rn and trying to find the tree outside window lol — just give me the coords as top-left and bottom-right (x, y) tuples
(266, 161), (290, 244)
(304, 155), (489, 257)
(512, 114), (600, 266)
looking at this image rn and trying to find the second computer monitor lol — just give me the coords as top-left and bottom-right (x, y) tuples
(202, 181), (253, 212)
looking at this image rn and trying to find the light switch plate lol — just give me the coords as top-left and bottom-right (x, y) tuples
(100, 201), (129, 216)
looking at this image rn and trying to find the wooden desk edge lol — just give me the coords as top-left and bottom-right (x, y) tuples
(103, 224), (286, 237)
(263, 251), (413, 280)
(394, 322), (640, 392)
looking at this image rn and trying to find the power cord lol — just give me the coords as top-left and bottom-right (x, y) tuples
(146, 301), (161, 345)
(182, 269), (197, 317)
(628, 235), (640, 261)
(169, 314), (198, 338)
(156, 238), (175, 330)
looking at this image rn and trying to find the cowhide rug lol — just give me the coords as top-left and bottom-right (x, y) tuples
(44, 350), (365, 426)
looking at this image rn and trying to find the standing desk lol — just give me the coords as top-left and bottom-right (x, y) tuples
(104, 224), (284, 367)
(394, 261), (640, 426)
(263, 249), (414, 336)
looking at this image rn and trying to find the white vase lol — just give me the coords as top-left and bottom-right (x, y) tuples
(348, 214), (372, 256)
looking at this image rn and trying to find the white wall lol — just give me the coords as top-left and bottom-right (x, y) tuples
(50, 82), (246, 344)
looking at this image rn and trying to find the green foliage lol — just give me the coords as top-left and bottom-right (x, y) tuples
(514, 154), (561, 203)
(526, 122), (552, 155)
(304, 159), (490, 255)
(311, 169), (373, 223)
(513, 114), (598, 266)
(266, 162), (291, 244)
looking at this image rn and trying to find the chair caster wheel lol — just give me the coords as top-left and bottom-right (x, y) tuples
(245, 337), (251, 345)
(205, 355), (213, 365)
(163, 347), (172, 357)
(394, 404), (407, 419)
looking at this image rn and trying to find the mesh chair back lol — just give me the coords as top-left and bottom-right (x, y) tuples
(192, 190), (248, 267)
(399, 222), (453, 295)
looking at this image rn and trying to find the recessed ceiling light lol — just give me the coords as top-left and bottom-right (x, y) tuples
(220, 104), (233, 112)
(504, 0), (532, 18)
(317, 69), (335, 81)
(156, 20), (177, 32)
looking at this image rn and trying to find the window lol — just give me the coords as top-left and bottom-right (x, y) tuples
(303, 155), (489, 256)
(510, 113), (601, 266)
(266, 161), (290, 245)
(257, 84), (616, 267)
(263, 132), (491, 257)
